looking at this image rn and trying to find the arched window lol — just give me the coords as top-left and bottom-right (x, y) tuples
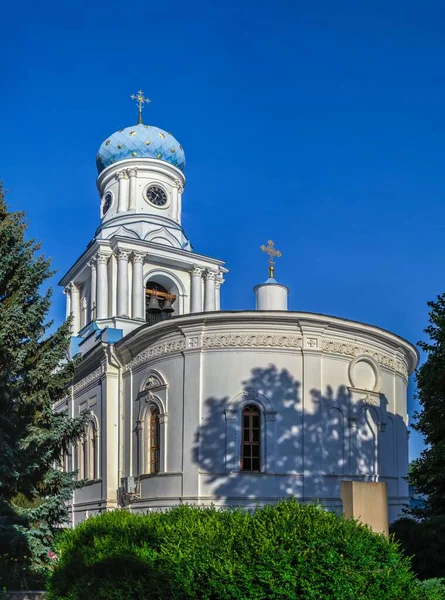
(146, 281), (176, 324)
(88, 420), (98, 480)
(82, 435), (88, 479)
(241, 404), (261, 472)
(150, 407), (161, 473)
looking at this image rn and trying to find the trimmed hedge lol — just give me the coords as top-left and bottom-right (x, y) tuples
(47, 499), (420, 600)
(418, 579), (445, 600)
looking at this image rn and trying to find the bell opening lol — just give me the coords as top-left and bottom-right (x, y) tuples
(145, 281), (176, 324)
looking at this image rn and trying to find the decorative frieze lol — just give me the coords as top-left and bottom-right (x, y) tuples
(202, 333), (303, 349)
(321, 339), (408, 378)
(73, 366), (103, 394)
(125, 339), (186, 371)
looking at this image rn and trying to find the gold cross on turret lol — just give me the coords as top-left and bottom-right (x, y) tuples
(130, 90), (151, 124)
(261, 240), (282, 279)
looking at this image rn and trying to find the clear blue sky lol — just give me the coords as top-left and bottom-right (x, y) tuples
(2, 0), (445, 459)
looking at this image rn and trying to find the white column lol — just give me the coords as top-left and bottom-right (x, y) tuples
(96, 253), (109, 319)
(204, 269), (216, 312)
(173, 179), (183, 222)
(116, 248), (130, 317)
(70, 282), (81, 334)
(215, 275), (223, 311)
(128, 168), (137, 211)
(190, 266), (203, 313)
(89, 258), (97, 321)
(116, 170), (129, 213)
(81, 297), (88, 328)
(132, 252), (145, 319)
(64, 285), (72, 320)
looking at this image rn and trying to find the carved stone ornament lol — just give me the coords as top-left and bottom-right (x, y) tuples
(173, 178), (184, 193)
(205, 269), (217, 281)
(363, 393), (379, 406)
(125, 340), (186, 371)
(215, 274), (224, 289)
(116, 170), (129, 180)
(128, 168), (138, 177)
(88, 256), (97, 270)
(115, 248), (131, 261)
(321, 339), (408, 378)
(132, 252), (144, 264)
(96, 253), (109, 265)
(145, 375), (162, 389)
(202, 333), (303, 349)
(190, 265), (203, 277)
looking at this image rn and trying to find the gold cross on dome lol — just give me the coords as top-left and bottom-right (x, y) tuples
(130, 90), (151, 124)
(261, 240), (282, 279)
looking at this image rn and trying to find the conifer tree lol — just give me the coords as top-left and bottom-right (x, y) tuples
(410, 293), (445, 518)
(0, 183), (88, 586)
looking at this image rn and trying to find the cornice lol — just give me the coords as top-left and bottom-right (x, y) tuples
(116, 310), (418, 375)
(58, 237), (227, 288)
(58, 240), (112, 287)
(97, 157), (186, 191)
(73, 366), (103, 394)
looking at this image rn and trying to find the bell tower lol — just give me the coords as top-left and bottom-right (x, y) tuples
(59, 91), (227, 348)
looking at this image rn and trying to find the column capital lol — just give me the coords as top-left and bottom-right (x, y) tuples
(173, 178), (184, 193)
(115, 248), (131, 261)
(132, 252), (144, 264)
(96, 252), (109, 265)
(115, 170), (129, 180)
(128, 168), (138, 178)
(88, 256), (97, 269)
(204, 269), (217, 281)
(215, 275), (224, 289)
(190, 265), (203, 277)
(67, 281), (78, 293)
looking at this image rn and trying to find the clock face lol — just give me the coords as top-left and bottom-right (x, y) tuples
(146, 186), (167, 207)
(103, 193), (112, 215)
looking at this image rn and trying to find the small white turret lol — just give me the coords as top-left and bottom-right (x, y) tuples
(254, 239), (288, 310)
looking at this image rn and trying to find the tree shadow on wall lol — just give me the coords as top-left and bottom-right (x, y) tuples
(192, 364), (405, 510)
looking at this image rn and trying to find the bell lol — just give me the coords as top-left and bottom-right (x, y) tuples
(162, 297), (174, 314)
(147, 294), (162, 314)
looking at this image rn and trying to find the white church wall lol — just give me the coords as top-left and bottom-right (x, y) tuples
(70, 377), (104, 525)
(67, 312), (415, 521)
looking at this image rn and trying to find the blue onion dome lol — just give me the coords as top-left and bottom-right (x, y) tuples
(96, 124), (185, 174)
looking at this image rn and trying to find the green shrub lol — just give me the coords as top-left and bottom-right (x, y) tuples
(391, 516), (445, 580)
(418, 578), (445, 599)
(47, 499), (420, 600)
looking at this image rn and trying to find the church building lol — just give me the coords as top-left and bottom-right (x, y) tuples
(56, 91), (418, 524)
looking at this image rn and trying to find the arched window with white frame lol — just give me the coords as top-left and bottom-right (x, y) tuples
(87, 417), (99, 480)
(149, 406), (161, 473)
(241, 404), (261, 472)
(224, 390), (276, 474)
(136, 371), (168, 476)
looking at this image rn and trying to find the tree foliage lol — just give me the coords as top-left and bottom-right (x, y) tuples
(0, 183), (88, 588)
(391, 516), (445, 581)
(47, 499), (420, 600)
(410, 293), (445, 518)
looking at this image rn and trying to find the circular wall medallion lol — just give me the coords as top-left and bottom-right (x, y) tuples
(102, 192), (113, 215)
(348, 356), (381, 392)
(146, 185), (167, 207)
